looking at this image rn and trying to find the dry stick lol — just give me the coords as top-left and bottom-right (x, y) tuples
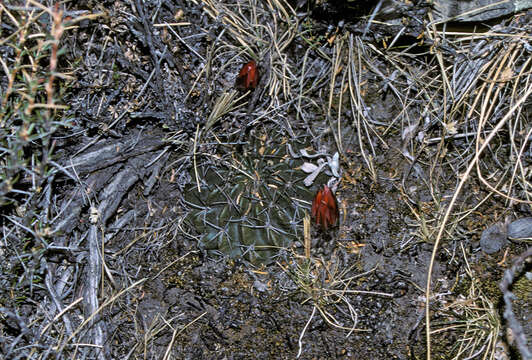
(315, 304), (368, 332)
(327, 37), (344, 155)
(336, 67), (347, 156)
(84, 225), (105, 359)
(324, 289), (393, 298)
(193, 124), (201, 193)
(296, 305), (316, 358)
(424, 84), (532, 359)
(304, 213), (311, 259)
(347, 37), (377, 182)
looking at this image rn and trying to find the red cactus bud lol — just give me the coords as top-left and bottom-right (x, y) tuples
(311, 185), (339, 229)
(235, 60), (259, 91)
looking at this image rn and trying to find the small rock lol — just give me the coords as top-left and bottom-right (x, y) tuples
(480, 223), (507, 254)
(507, 217), (532, 240)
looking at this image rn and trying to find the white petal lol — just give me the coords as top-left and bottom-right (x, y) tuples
(328, 152), (340, 177)
(304, 172), (318, 187)
(303, 163), (326, 186)
(300, 162), (318, 173)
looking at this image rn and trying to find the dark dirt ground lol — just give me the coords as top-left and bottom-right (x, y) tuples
(1, 0), (531, 359)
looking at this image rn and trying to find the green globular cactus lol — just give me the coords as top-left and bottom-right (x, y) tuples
(185, 139), (312, 264)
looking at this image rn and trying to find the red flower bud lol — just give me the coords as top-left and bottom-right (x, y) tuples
(311, 185), (339, 229)
(235, 60), (259, 91)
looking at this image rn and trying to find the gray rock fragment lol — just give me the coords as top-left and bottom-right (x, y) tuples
(480, 223), (507, 254)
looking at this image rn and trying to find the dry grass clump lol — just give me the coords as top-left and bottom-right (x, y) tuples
(277, 248), (393, 358)
(430, 243), (500, 359)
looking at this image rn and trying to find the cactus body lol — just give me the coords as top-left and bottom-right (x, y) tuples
(186, 140), (312, 263)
